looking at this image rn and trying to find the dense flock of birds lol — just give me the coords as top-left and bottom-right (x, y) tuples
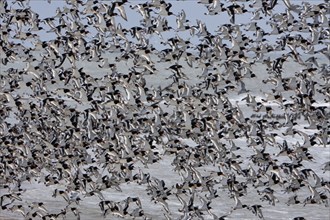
(0, 0), (330, 219)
